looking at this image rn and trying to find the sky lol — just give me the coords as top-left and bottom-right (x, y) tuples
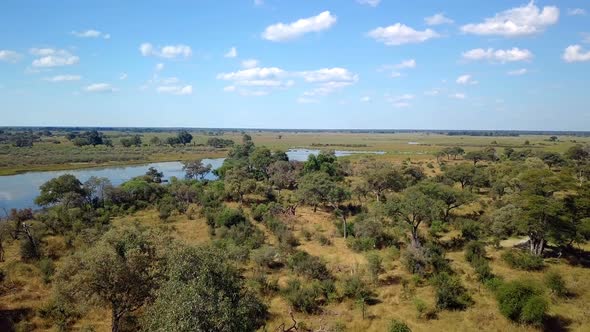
(0, 0), (589, 130)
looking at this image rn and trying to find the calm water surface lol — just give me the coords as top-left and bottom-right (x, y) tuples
(0, 149), (384, 210)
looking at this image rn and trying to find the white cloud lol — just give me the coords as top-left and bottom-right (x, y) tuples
(461, 2), (559, 37)
(85, 83), (116, 93)
(568, 8), (586, 16)
(71, 29), (110, 39)
(390, 72), (402, 78)
(387, 94), (414, 108)
(425, 13), (454, 26)
(157, 85), (193, 95)
(0, 50), (20, 62)
(139, 43), (192, 59)
(119, 73), (128, 80)
(357, 0), (380, 7)
(449, 93), (466, 99)
(262, 11), (337, 42)
(297, 97), (319, 104)
(241, 59), (259, 69)
(30, 48), (79, 67)
(424, 88), (440, 96)
(456, 74), (478, 85)
(217, 67), (285, 82)
(297, 67), (358, 83)
(44, 75), (81, 82)
(224, 47), (237, 58)
(507, 68), (528, 76)
(254, 0), (264, 6)
(223, 85), (236, 92)
(395, 59), (416, 69)
(162, 77), (180, 84)
(155, 63), (164, 71)
(217, 67), (291, 95)
(360, 96), (371, 102)
(368, 23), (439, 46)
(563, 45), (590, 63)
(299, 68), (358, 97)
(462, 47), (533, 63)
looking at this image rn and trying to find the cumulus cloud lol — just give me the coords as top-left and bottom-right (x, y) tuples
(71, 29), (110, 39)
(262, 11), (337, 42)
(224, 47), (237, 58)
(357, 0), (380, 7)
(360, 96), (371, 102)
(0, 50), (20, 62)
(139, 43), (192, 59)
(456, 74), (478, 85)
(85, 83), (116, 93)
(298, 68), (358, 97)
(44, 75), (81, 82)
(387, 94), (414, 108)
(30, 48), (79, 67)
(449, 93), (466, 99)
(507, 68), (528, 76)
(217, 67), (292, 95)
(462, 47), (533, 63)
(155, 63), (164, 71)
(425, 13), (454, 26)
(563, 45), (590, 63)
(157, 85), (193, 95)
(395, 59), (416, 69)
(368, 23), (439, 46)
(461, 1), (559, 37)
(297, 97), (319, 104)
(568, 8), (586, 16)
(241, 59), (259, 69)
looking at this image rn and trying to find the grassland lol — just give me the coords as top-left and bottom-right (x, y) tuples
(1, 130), (589, 175)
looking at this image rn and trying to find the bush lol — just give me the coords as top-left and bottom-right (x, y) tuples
(282, 279), (321, 314)
(544, 271), (567, 298)
(342, 274), (373, 301)
(39, 258), (55, 284)
(20, 235), (42, 261)
(496, 280), (548, 326)
(348, 237), (376, 252)
(460, 219), (482, 241)
(251, 245), (281, 269)
(388, 319), (412, 332)
(471, 256), (494, 282)
(366, 252), (383, 284)
(317, 234), (332, 246)
(430, 272), (472, 310)
(403, 243), (450, 277)
(251, 203), (268, 222)
(288, 251), (331, 281)
(215, 207), (247, 228)
(464, 241), (486, 263)
(501, 250), (544, 271)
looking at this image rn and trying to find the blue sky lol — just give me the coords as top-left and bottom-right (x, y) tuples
(0, 0), (589, 130)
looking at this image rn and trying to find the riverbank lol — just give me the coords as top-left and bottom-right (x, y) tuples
(0, 150), (228, 176)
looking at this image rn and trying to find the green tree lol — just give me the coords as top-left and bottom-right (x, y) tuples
(177, 130), (193, 145)
(361, 160), (406, 201)
(224, 167), (256, 204)
(143, 245), (267, 332)
(183, 159), (212, 180)
(54, 226), (163, 332)
(416, 182), (474, 222)
(35, 174), (87, 207)
(444, 163), (476, 189)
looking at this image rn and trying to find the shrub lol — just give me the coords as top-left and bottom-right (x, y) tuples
(460, 219), (482, 241)
(301, 228), (313, 241)
(348, 237), (376, 252)
(471, 256), (494, 282)
(501, 250), (544, 271)
(288, 251), (331, 281)
(366, 252), (383, 284)
(251, 203), (268, 222)
(20, 235), (42, 261)
(403, 243), (450, 277)
(496, 280), (548, 326)
(317, 234), (332, 246)
(430, 272), (472, 310)
(215, 207), (247, 228)
(388, 320), (412, 332)
(282, 279), (321, 314)
(464, 241), (486, 264)
(39, 258), (55, 284)
(342, 274), (373, 301)
(251, 245), (281, 269)
(544, 271), (567, 298)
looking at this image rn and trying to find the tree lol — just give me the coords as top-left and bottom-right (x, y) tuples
(249, 146), (273, 179)
(183, 159), (212, 180)
(149, 136), (162, 146)
(224, 167), (256, 204)
(361, 161), (406, 201)
(268, 160), (298, 197)
(177, 130), (193, 146)
(515, 168), (567, 256)
(385, 186), (442, 247)
(143, 245), (268, 332)
(120, 135), (142, 147)
(417, 182), (474, 222)
(35, 174), (87, 207)
(144, 167), (164, 183)
(444, 163), (476, 189)
(166, 136), (182, 146)
(54, 227), (163, 332)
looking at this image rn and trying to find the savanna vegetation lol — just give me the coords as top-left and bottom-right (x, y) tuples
(1, 131), (590, 331)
